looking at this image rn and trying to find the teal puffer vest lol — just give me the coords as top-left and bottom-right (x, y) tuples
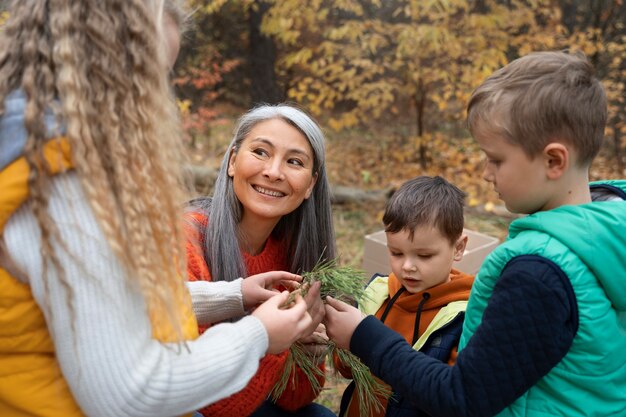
(459, 183), (626, 416)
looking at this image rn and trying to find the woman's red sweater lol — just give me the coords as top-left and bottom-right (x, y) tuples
(185, 211), (325, 416)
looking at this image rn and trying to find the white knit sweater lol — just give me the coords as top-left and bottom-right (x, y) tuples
(3, 173), (268, 417)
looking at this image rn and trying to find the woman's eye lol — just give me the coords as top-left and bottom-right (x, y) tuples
(252, 148), (268, 157)
(288, 158), (304, 167)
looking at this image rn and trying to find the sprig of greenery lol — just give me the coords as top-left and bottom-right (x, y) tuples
(331, 343), (390, 416)
(269, 341), (326, 402)
(280, 258), (370, 307)
(272, 258), (388, 415)
(301, 258), (368, 303)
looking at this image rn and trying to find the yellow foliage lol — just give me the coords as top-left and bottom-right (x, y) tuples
(329, 112), (359, 131)
(185, 0), (625, 175)
(201, 0), (230, 15)
(177, 99), (192, 115)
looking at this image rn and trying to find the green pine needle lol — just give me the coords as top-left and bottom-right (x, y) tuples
(272, 258), (388, 415)
(301, 258), (368, 303)
(269, 342), (326, 402)
(331, 344), (390, 416)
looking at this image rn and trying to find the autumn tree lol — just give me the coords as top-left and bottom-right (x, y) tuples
(174, 45), (240, 147)
(177, 0), (622, 177)
(181, 0), (285, 106)
(556, 0), (626, 173)
(261, 0), (558, 168)
(171, 1), (237, 146)
(506, 0), (626, 173)
(249, 0), (285, 104)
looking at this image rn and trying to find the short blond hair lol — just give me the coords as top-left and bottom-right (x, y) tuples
(467, 50), (607, 167)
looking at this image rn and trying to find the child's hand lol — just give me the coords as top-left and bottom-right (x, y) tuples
(252, 291), (312, 354)
(241, 271), (302, 310)
(324, 296), (365, 350)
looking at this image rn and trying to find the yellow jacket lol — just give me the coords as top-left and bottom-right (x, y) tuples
(0, 138), (198, 416)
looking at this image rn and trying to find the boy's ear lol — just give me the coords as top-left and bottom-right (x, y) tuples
(453, 234), (468, 261)
(543, 143), (568, 180)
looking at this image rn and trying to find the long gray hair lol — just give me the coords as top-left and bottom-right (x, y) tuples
(192, 104), (336, 281)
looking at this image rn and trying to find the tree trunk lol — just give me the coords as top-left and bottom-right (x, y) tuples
(413, 80), (428, 169)
(249, 1), (283, 105)
(613, 122), (624, 173)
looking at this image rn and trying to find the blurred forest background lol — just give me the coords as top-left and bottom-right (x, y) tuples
(174, 0), (625, 272)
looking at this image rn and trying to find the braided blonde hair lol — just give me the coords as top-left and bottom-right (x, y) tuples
(0, 0), (190, 341)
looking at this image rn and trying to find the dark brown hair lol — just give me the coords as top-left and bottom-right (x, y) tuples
(383, 176), (466, 244)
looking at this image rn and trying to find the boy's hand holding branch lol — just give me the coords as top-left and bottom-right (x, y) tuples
(324, 296), (365, 350)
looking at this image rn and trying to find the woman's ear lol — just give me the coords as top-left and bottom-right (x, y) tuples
(453, 234), (468, 261)
(227, 150), (237, 177)
(304, 172), (318, 200)
(543, 143), (568, 180)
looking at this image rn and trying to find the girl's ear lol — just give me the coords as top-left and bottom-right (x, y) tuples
(453, 234), (468, 261)
(543, 143), (568, 180)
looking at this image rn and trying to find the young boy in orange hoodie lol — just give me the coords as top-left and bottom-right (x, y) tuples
(337, 175), (474, 417)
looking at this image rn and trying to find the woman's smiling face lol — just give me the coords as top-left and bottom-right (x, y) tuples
(228, 118), (317, 228)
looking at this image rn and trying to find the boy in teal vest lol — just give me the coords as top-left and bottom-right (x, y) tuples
(336, 176), (474, 417)
(324, 50), (626, 417)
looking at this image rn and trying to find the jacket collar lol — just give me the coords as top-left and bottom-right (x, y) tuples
(0, 90), (65, 170)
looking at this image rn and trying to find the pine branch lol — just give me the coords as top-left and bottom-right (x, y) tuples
(270, 342), (325, 402)
(302, 258), (368, 303)
(272, 258), (388, 415)
(331, 344), (390, 416)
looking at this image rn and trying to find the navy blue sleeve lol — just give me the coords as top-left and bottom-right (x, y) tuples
(350, 255), (578, 417)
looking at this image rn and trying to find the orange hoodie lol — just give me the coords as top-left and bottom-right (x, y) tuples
(377, 269), (474, 355)
(339, 269), (474, 417)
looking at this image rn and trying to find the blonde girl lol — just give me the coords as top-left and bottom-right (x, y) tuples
(0, 1), (314, 416)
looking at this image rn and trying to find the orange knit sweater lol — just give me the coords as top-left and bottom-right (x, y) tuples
(185, 211), (325, 416)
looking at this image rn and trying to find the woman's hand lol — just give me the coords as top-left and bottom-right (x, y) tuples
(324, 296), (365, 350)
(302, 281), (325, 335)
(298, 323), (330, 360)
(241, 271), (301, 310)
(252, 291), (312, 354)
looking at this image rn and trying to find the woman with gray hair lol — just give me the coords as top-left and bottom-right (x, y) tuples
(185, 104), (337, 417)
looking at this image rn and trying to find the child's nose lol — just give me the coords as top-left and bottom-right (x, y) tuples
(403, 259), (417, 272)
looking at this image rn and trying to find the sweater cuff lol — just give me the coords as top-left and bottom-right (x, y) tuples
(351, 315), (404, 374)
(238, 315), (269, 358)
(187, 278), (245, 325)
